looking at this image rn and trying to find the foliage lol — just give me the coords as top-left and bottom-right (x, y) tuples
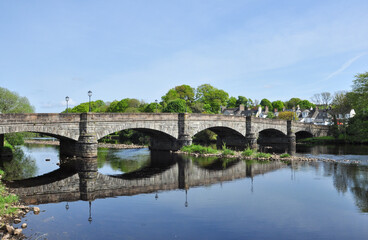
(106, 98), (142, 113)
(236, 96), (250, 108)
(260, 98), (273, 111)
(267, 112), (275, 119)
(162, 85), (195, 108)
(297, 100), (315, 110)
(181, 144), (218, 154)
(193, 129), (217, 144)
(298, 136), (338, 144)
(143, 102), (162, 113)
(277, 111), (295, 121)
(118, 130), (150, 145)
(280, 153), (291, 158)
(196, 84), (229, 114)
(285, 98), (301, 109)
(242, 147), (255, 156)
(0, 87), (35, 113)
(221, 143), (235, 155)
(4, 133), (25, 146)
(0, 147), (38, 180)
(163, 99), (188, 113)
(227, 96), (237, 108)
(0, 179), (19, 217)
(254, 152), (272, 159)
(272, 100), (284, 112)
(351, 72), (368, 114)
(346, 112), (368, 143)
(69, 100), (107, 113)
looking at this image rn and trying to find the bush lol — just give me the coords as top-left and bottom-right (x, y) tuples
(221, 143), (235, 155)
(280, 153), (291, 158)
(242, 147), (255, 156)
(254, 152), (271, 159)
(181, 144), (218, 154)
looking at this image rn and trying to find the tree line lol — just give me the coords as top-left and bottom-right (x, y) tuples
(64, 83), (318, 115)
(1, 72), (368, 144)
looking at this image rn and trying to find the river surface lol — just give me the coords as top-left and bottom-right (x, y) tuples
(1, 144), (368, 240)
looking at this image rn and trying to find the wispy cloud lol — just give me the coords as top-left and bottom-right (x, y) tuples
(325, 52), (367, 80)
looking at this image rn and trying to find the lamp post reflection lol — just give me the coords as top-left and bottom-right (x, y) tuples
(88, 201), (92, 224)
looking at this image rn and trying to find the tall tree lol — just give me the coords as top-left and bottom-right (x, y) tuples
(0, 87), (34, 113)
(195, 84), (229, 114)
(285, 98), (301, 109)
(272, 100), (284, 111)
(260, 98), (273, 111)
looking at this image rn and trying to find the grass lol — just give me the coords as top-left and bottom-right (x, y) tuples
(221, 143), (235, 156)
(280, 153), (291, 158)
(0, 169), (19, 218)
(181, 144), (218, 154)
(242, 147), (255, 156)
(254, 152), (272, 158)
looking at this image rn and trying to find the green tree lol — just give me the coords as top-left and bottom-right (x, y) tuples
(195, 84), (229, 114)
(351, 72), (368, 113)
(260, 98), (273, 111)
(298, 100), (315, 110)
(0, 87), (35, 113)
(143, 102), (162, 113)
(227, 97), (237, 108)
(278, 111), (296, 121)
(285, 98), (301, 109)
(236, 96), (249, 107)
(272, 100), (284, 111)
(163, 99), (187, 113)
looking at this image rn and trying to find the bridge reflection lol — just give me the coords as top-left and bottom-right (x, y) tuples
(5, 153), (286, 205)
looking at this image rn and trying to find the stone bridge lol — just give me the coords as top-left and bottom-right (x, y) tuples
(0, 113), (329, 157)
(6, 156), (287, 205)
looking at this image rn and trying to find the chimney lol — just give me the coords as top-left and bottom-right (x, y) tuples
(265, 106), (269, 113)
(239, 104), (245, 112)
(274, 108), (278, 113)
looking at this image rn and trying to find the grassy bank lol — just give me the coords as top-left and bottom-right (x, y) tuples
(0, 170), (19, 221)
(180, 144), (291, 160)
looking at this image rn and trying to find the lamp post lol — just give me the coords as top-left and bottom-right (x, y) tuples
(155, 99), (158, 113)
(88, 91), (92, 112)
(88, 201), (92, 223)
(65, 96), (69, 113)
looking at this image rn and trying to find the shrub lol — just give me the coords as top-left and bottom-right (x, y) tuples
(242, 147), (255, 156)
(254, 152), (271, 159)
(181, 144), (218, 154)
(221, 143), (235, 155)
(280, 153), (291, 158)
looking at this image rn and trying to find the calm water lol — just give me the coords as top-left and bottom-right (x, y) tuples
(2, 144), (368, 240)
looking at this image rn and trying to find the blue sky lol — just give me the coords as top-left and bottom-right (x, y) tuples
(1, 0), (367, 113)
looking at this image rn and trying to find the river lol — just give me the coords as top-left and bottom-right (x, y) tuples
(1, 144), (368, 240)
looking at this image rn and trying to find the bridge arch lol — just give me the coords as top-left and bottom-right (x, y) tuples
(295, 131), (314, 141)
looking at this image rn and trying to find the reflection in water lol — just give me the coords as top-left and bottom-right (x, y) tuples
(2, 144), (368, 240)
(0, 147), (37, 180)
(5, 153), (286, 205)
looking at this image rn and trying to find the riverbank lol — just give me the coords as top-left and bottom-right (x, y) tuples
(24, 140), (146, 149)
(177, 144), (344, 163)
(0, 171), (41, 239)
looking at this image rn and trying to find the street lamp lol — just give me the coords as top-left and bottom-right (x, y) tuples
(88, 201), (92, 223)
(155, 99), (158, 113)
(65, 96), (69, 113)
(88, 91), (92, 112)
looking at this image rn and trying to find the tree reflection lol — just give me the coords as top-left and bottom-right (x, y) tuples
(0, 147), (38, 180)
(325, 162), (368, 213)
(97, 148), (150, 173)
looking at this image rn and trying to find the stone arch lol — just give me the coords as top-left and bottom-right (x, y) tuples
(257, 128), (288, 153)
(192, 126), (247, 150)
(295, 131), (314, 141)
(0, 128), (78, 141)
(94, 123), (178, 140)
